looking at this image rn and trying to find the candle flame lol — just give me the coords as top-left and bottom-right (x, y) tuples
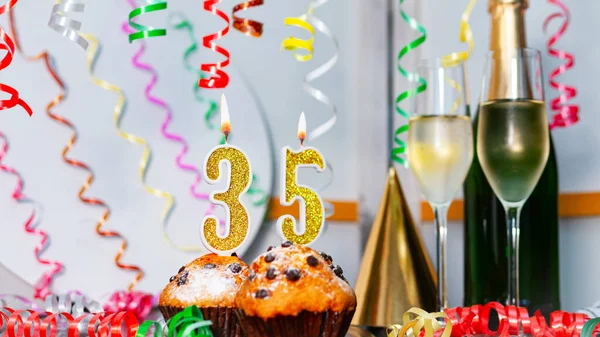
(221, 93), (231, 141)
(298, 112), (306, 146)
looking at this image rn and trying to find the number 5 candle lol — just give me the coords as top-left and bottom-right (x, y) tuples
(277, 112), (326, 245)
(201, 94), (252, 255)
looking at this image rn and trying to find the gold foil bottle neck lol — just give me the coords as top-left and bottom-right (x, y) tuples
(488, 0), (528, 12)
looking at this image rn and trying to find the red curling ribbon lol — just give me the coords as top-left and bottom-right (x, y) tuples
(543, 0), (579, 130)
(0, 132), (63, 300)
(199, 0), (230, 89)
(9, 8), (144, 293)
(231, 0), (264, 37)
(103, 291), (153, 322)
(98, 312), (139, 337)
(0, 0), (32, 116)
(550, 311), (589, 337)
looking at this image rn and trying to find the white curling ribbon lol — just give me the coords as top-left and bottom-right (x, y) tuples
(48, 0), (89, 50)
(45, 293), (101, 316)
(304, 0), (339, 220)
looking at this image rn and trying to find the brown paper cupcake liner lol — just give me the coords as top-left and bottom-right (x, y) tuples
(235, 309), (356, 337)
(159, 305), (245, 337)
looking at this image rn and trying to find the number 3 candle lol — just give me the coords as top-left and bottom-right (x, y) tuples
(277, 112), (326, 245)
(201, 94), (252, 255)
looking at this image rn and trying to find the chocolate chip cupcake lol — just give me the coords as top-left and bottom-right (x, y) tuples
(158, 253), (249, 337)
(235, 242), (357, 337)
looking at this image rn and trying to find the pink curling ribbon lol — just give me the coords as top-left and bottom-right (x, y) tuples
(102, 291), (153, 322)
(0, 133), (63, 300)
(543, 0), (579, 130)
(123, 0), (219, 252)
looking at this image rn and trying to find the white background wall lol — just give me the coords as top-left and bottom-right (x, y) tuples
(1, 0), (600, 314)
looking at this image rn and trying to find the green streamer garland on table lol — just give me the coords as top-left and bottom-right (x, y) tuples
(169, 12), (269, 207)
(391, 0), (427, 167)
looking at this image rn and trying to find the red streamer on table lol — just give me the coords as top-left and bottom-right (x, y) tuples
(8, 9), (144, 293)
(543, 0), (579, 130)
(199, 0), (230, 89)
(231, 0), (264, 38)
(445, 303), (599, 337)
(0, 307), (138, 337)
(0, 133), (63, 300)
(0, 0), (32, 116)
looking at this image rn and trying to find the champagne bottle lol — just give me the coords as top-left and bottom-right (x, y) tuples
(463, 0), (560, 316)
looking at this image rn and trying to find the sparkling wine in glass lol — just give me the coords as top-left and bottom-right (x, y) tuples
(477, 48), (549, 306)
(407, 59), (473, 310)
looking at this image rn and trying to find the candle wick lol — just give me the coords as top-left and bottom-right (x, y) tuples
(224, 131), (230, 144)
(300, 138), (305, 148)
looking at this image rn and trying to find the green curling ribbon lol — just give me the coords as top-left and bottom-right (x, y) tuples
(129, 2), (168, 43)
(391, 0), (427, 167)
(581, 318), (600, 337)
(170, 12), (270, 207)
(168, 306), (213, 337)
(136, 320), (165, 337)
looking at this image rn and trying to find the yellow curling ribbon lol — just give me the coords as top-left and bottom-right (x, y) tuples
(440, 0), (476, 114)
(81, 33), (175, 237)
(282, 7), (315, 62)
(387, 308), (452, 337)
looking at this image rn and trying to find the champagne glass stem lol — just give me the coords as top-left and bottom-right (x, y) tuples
(433, 203), (450, 310)
(505, 204), (523, 306)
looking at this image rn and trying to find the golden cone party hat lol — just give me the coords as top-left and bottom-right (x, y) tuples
(352, 167), (437, 327)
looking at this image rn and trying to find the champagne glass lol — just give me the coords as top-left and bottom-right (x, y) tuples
(477, 48), (549, 306)
(407, 59), (473, 310)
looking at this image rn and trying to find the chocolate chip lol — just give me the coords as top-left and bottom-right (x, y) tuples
(285, 268), (301, 281)
(319, 252), (333, 263)
(178, 266), (185, 273)
(333, 265), (344, 277)
(169, 275), (177, 282)
(255, 289), (269, 299)
(307, 255), (319, 267)
(249, 270), (256, 281)
(177, 270), (189, 286)
(264, 253), (276, 263)
(229, 263), (242, 274)
(267, 245), (277, 252)
(281, 241), (293, 248)
(266, 267), (278, 280)
(231, 252), (238, 257)
(204, 263), (216, 269)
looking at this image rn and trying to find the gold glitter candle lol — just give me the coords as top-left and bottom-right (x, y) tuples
(277, 113), (327, 245)
(201, 94), (253, 255)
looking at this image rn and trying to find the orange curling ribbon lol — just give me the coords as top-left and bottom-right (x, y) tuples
(0, 0), (32, 116)
(80, 33), (144, 292)
(231, 0), (263, 37)
(10, 8), (144, 293)
(199, 0), (230, 89)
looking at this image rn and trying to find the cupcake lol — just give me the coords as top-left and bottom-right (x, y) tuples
(158, 253), (249, 337)
(235, 241), (357, 337)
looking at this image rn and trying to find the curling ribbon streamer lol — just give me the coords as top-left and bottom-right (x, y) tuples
(0, 134), (62, 300)
(308, 0), (339, 218)
(77, 33), (146, 290)
(392, 0), (427, 168)
(8, 9), (72, 299)
(123, 17), (206, 252)
(543, 0), (579, 130)
(387, 308), (452, 337)
(282, 8), (315, 62)
(170, 13), (269, 211)
(45, 293), (102, 316)
(231, 0), (264, 37)
(440, 0), (476, 114)
(128, 1), (168, 43)
(199, 0), (231, 89)
(0, 305), (214, 337)
(582, 318), (600, 337)
(0, 1), (32, 116)
(48, 0), (89, 49)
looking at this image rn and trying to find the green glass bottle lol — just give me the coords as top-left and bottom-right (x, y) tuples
(463, 0), (560, 316)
